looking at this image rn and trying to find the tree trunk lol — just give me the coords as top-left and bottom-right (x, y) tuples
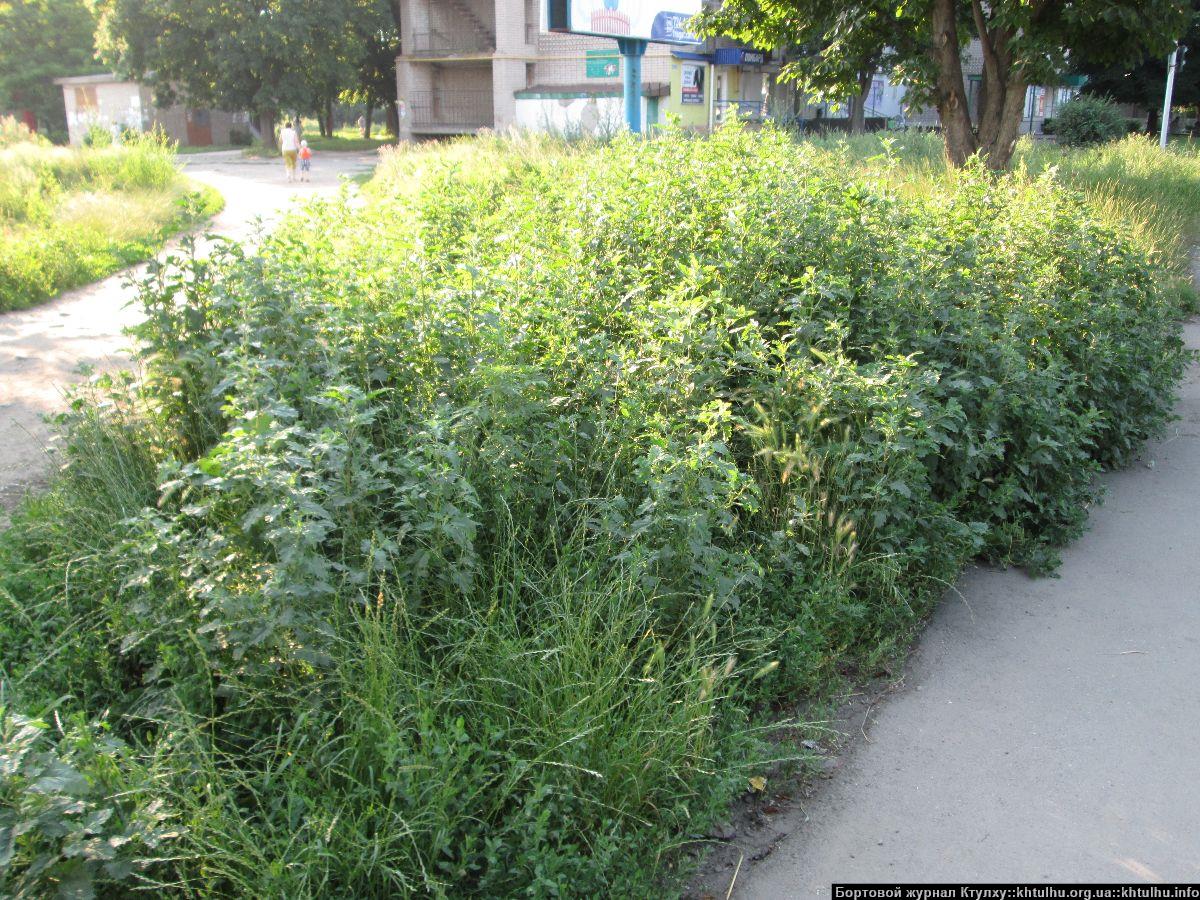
(325, 97), (335, 137)
(977, 72), (1026, 169)
(317, 110), (328, 137)
(1147, 106), (1159, 135)
(259, 109), (277, 151)
(386, 102), (399, 138)
(969, 0), (1024, 170)
(849, 69), (873, 134)
(362, 104), (374, 138)
(931, 0), (978, 166)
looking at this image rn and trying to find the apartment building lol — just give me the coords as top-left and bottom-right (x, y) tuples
(394, 0), (778, 138)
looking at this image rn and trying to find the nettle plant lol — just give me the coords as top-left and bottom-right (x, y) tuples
(0, 705), (179, 899)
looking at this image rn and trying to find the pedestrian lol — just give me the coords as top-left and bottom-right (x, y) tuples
(298, 139), (312, 182)
(280, 120), (300, 182)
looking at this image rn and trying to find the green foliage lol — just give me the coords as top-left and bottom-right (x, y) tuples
(81, 124), (113, 148)
(94, 0), (397, 142)
(0, 134), (222, 311)
(0, 702), (180, 899)
(797, 131), (1200, 276)
(1055, 95), (1130, 147)
(0, 116), (45, 148)
(698, 0), (1190, 167)
(0, 0), (103, 142)
(0, 127), (1190, 895)
(1074, 0), (1200, 124)
(228, 126), (253, 147)
(695, 0), (920, 120)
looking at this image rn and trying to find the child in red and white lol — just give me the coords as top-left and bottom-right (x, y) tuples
(298, 140), (313, 182)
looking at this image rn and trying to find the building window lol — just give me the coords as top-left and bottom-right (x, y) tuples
(74, 86), (98, 112)
(967, 75), (982, 124)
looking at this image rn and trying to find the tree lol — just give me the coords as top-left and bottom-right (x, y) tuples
(344, 18), (401, 137)
(298, 4), (364, 138)
(0, 0), (103, 140)
(698, 0), (1190, 168)
(699, 0), (921, 134)
(330, 0), (400, 138)
(95, 0), (363, 150)
(1073, 1), (1200, 134)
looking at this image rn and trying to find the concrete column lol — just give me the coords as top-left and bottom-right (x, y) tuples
(494, 0), (527, 51)
(396, 60), (433, 141)
(492, 58), (526, 132)
(490, 0), (529, 132)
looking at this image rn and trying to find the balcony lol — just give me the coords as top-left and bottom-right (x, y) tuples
(409, 30), (494, 57)
(408, 90), (493, 133)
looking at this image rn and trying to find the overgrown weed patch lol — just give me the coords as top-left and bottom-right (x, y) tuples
(0, 125), (1191, 896)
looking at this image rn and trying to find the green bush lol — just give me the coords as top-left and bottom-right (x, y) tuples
(0, 126), (1189, 895)
(0, 703), (181, 898)
(82, 123), (113, 148)
(1055, 95), (1128, 147)
(228, 125), (253, 146)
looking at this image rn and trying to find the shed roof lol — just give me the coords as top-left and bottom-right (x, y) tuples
(52, 73), (124, 86)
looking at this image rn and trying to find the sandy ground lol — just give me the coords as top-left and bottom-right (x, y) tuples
(716, 316), (1200, 896)
(0, 149), (378, 513)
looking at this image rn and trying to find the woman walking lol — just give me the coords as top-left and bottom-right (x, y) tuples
(280, 120), (300, 182)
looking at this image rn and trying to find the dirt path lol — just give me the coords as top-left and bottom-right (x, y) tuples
(725, 317), (1200, 895)
(0, 150), (378, 512)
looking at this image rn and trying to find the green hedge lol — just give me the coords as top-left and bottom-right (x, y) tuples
(0, 126), (1190, 897)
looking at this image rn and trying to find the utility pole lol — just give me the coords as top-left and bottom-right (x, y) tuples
(616, 38), (648, 134)
(1161, 44), (1179, 149)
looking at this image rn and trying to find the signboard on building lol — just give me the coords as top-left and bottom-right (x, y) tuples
(546, 0), (702, 45)
(713, 48), (768, 66)
(681, 63), (704, 104)
(586, 49), (621, 78)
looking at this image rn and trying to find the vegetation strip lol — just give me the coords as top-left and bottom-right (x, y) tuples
(0, 121), (222, 313)
(0, 127), (1195, 896)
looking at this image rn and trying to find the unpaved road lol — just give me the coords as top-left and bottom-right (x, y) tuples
(734, 318), (1200, 894)
(0, 150), (378, 512)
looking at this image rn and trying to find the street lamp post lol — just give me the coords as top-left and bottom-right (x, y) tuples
(1161, 44), (1179, 149)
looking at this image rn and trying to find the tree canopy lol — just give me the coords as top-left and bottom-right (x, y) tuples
(698, 0), (1191, 168)
(95, 0), (395, 148)
(1073, 1), (1200, 132)
(698, 0), (922, 133)
(344, 2), (401, 136)
(0, 0), (104, 140)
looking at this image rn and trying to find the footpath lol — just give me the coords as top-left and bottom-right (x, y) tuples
(732, 316), (1200, 895)
(0, 150), (377, 512)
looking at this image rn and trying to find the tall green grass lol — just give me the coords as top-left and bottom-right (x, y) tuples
(801, 130), (1200, 278)
(0, 125), (1192, 896)
(0, 130), (222, 311)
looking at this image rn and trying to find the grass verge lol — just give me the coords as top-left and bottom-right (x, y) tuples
(0, 131), (223, 312)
